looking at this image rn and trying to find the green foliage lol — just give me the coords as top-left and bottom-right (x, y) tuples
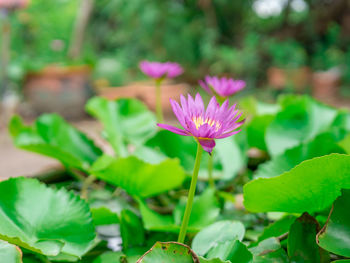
(137, 242), (198, 263)
(265, 96), (338, 156)
(0, 177), (95, 261)
(91, 155), (185, 198)
(317, 190), (350, 257)
(9, 114), (102, 171)
(86, 97), (156, 157)
(0, 240), (22, 263)
(287, 213), (329, 262)
(244, 154), (350, 213)
(192, 221), (245, 256)
(138, 188), (220, 233)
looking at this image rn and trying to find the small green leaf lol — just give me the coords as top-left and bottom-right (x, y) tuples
(249, 237), (281, 256)
(137, 242), (199, 263)
(206, 240), (252, 263)
(244, 154), (350, 213)
(91, 207), (119, 226)
(258, 215), (297, 242)
(91, 155), (186, 198)
(288, 213), (329, 263)
(9, 114), (102, 171)
(0, 240), (22, 263)
(86, 97), (156, 156)
(192, 221), (245, 256)
(120, 210), (145, 250)
(317, 189), (350, 257)
(92, 251), (124, 263)
(0, 177), (95, 261)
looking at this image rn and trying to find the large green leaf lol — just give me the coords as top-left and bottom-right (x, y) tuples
(317, 189), (350, 257)
(0, 240), (22, 263)
(192, 221), (245, 256)
(137, 242), (199, 263)
(91, 155), (186, 198)
(9, 114), (102, 171)
(0, 177), (95, 261)
(198, 257), (230, 263)
(244, 154), (350, 213)
(255, 133), (345, 179)
(138, 189), (219, 233)
(265, 96), (338, 156)
(288, 213), (329, 263)
(86, 97), (156, 156)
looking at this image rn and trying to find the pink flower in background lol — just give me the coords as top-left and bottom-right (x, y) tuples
(199, 76), (246, 98)
(139, 61), (183, 79)
(157, 93), (244, 153)
(0, 0), (29, 9)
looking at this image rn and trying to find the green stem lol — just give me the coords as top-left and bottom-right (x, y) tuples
(208, 152), (215, 188)
(81, 174), (96, 199)
(155, 79), (164, 123)
(177, 141), (203, 243)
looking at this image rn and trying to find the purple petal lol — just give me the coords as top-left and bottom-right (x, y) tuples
(216, 130), (242, 139)
(157, 123), (189, 136)
(170, 99), (187, 128)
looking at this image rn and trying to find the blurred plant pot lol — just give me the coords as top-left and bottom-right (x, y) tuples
(312, 69), (341, 103)
(23, 65), (92, 119)
(96, 80), (190, 118)
(267, 67), (311, 92)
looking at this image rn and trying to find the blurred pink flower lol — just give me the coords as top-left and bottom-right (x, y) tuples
(199, 76), (246, 98)
(139, 61), (183, 79)
(0, 0), (29, 9)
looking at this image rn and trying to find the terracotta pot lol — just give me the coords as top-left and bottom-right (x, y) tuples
(267, 67), (311, 91)
(23, 65), (92, 119)
(312, 70), (341, 103)
(96, 80), (190, 117)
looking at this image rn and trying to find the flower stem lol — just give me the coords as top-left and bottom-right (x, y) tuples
(208, 152), (215, 188)
(177, 141), (203, 243)
(155, 79), (164, 123)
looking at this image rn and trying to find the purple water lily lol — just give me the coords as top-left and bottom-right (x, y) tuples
(157, 93), (244, 153)
(139, 61), (183, 79)
(199, 76), (246, 98)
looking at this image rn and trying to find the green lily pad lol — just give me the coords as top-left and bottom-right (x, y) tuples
(0, 240), (22, 263)
(244, 154), (350, 213)
(317, 189), (350, 257)
(265, 96), (338, 156)
(86, 97), (156, 157)
(206, 240), (252, 263)
(137, 242), (199, 263)
(0, 177), (95, 261)
(9, 114), (102, 171)
(91, 155), (186, 198)
(192, 220), (245, 256)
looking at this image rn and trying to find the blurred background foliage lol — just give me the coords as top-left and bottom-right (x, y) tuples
(3, 0), (350, 89)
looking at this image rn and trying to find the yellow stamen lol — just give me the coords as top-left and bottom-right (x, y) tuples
(192, 116), (221, 131)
